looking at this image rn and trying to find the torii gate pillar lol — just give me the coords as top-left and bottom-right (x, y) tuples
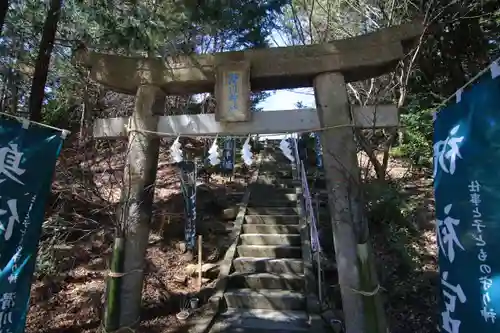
(113, 85), (164, 329)
(314, 72), (386, 333)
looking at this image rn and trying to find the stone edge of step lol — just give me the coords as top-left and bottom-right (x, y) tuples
(224, 288), (306, 298)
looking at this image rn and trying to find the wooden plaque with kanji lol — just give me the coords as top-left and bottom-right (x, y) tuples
(215, 61), (251, 122)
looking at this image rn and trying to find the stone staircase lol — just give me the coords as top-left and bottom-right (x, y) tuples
(209, 146), (326, 333)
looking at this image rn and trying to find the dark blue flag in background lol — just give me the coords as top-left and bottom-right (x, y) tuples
(0, 118), (64, 333)
(434, 67), (500, 333)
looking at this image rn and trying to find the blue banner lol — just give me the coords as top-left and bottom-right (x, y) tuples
(221, 138), (235, 172)
(0, 118), (63, 333)
(185, 191), (196, 249)
(434, 69), (500, 333)
(179, 162), (197, 250)
(313, 133), (323, 169)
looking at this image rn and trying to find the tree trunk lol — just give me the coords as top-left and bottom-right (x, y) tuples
(28, 0), (62, 122)
(355, 131), (387, 180)
(114, 85), (164, 328)
(314, 72), (387, 333)
(0, 0), (8, 35)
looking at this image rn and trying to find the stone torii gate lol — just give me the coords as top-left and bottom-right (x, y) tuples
(75, 21), (423, 333)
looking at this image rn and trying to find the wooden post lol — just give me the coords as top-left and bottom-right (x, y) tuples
(313, 72), (387, 333)
(116, 85), (164, 328)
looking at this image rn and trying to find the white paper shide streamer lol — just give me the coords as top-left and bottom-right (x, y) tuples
(207, 137), (221, 166)
(170, 136), (183, 163)
(279, 138), (295, 163)
(241, 135), (253, 166)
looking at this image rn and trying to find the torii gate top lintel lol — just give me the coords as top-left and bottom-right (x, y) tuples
(74, 21), (423, 96)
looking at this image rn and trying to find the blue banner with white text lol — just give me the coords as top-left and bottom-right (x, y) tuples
(434, 67), (500, 333)
(0, 118), (63, 333)
(179, 161), (197, 250)
(221, 138), (235, 173)
(313, 133), (323, 169)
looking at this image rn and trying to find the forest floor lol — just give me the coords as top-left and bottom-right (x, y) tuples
(371, 175), (438, 333)
(25, 145), (438, 333)
(361, 153), (438, 333)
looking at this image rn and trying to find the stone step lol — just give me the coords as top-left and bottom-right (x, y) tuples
(211, 326), (305, 333)
(253, 185), (296, 191)
(233, 257), (304, 275)
(246, 207), (299, 215)
(249, 193), (297, 202)
(252, 188), (297, 195)
(242, 224), (300, 235)
(254, 180), (298, 188)
(259, 178), (299, 184)
(275, 170), (295, 177)
(260, 168), (294, 174)
(236, 245), (302, 258)
(259, 173), (294, 179)
(259, 167), (292, 172)
(247, 200), (296, 208)
(259, 163), (292, 167)
(224, 289), (305, 311)
(245, 215), (300, 225)
(254, 180), (296, 185)
(240, 234), (301, 246)
(228, 272), (304, 291)
(210, 309), (309, 333)
(225, 193), (245, 200)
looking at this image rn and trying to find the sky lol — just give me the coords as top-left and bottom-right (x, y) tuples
(258, 88), (315, 110)
(256, 30), (316, 111)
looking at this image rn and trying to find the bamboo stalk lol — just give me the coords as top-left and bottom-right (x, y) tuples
(104, 237), (124, 331)
(357, 242), (386, 333)
(198, 235), (203, 291)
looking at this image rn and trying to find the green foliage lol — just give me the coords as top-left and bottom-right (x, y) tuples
(251, 91), (271, 111)
(186, 0), (287, 50)
(364, 179), (421, 272)
(392, 97), (435, 167)
(0, 0), (288, 127)
(65, 0), (189, 54)
(35, 243), (58, 277)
